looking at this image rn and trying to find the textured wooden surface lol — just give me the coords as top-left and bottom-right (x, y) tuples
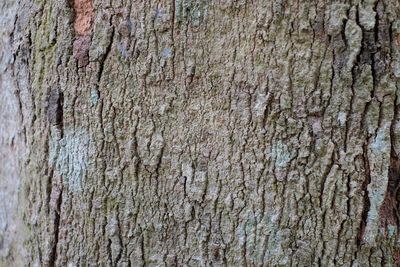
(2, 0), (400, 266)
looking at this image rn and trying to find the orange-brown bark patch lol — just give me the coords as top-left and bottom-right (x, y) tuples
(73, 0), (93, 36)
(72, 0), (93, 67)
(379, 156), (400, 230)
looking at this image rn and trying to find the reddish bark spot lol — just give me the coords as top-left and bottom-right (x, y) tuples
(73, 36), (91, 67)
(73, 0), (93, 36)
(72, 0), (93, 67)
(379, 156), (400, 231)
(357, 221), (366, 246)
(49, 185), (61, 209)
(379, 192), (398, 227)
(393, 250), (400, 266)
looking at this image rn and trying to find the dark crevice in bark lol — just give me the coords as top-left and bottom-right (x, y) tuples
(319, 153), (334, 208)
(107, 238), (113, 265)
(47, 88), (64, 138)
(356, 0), (394, 247)
(358, 4), (378, 82)
(45, 167), (53, 215)
(358, 143), (371, 246)
(114, 215), (123, 267)
(140, 234), (145, 267)
(96, 26), (115, 86)
(379, 152), (400, 229)
(183, 175), (188, 198)
(382, 94), (400, 234)
(48, 189), (62, 267)
(322, 36), (334, 120)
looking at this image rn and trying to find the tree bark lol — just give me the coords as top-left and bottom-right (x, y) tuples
(2, 0), (400, 266)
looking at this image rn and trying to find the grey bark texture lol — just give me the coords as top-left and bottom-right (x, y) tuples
(2, 0), (400, 266)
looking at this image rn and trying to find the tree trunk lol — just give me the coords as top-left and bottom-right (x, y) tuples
(2, 0), (400, 266)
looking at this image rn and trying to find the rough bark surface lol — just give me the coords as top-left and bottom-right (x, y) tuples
(0, 0), (26, 266)
(3, 0), (400, 266)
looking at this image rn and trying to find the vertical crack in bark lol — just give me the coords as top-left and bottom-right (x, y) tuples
(356, 12), (376, 242)
(358, 143), (371, 246)
(96, 26), (115, 86)
(48, 189), (62, 267)
(47, 88), (64, 137)
(379, 92), (400, 241)
(47, 89), (63, 125)
(352, 4), (400, 259)
(379, 153), (400, 229)
(46, 90), (64, 267)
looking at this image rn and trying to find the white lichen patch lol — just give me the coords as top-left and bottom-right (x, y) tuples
(387, 225), (397, 238)
(337, 112), (347, 126)
(161, 47), (172, 59)
(358, 4), (376, 31)
(326, 4), (349, 36)
(345, 20), (362, 69)
(90, 88), (99, 105)
(56, 129), (89, 192)
(181, 161), (194, 183)
(253, 92), (270, 118)
(364, 123), (391, 245)
(272, 140), (291, 169)
(371, 124), (391, 152)
(262, 211), (290, 265)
